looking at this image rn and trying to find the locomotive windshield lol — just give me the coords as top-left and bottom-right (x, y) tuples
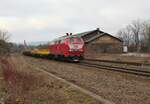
(70, 37), (82, 43)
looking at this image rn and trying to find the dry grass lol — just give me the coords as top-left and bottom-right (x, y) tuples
(0, 58), (42, 104)
(0, 56), (102, 104)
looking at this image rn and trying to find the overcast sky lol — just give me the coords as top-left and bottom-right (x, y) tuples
(0, 0), (150, 43)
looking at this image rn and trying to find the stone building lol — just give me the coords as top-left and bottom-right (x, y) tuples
(75, 28), (123, 54)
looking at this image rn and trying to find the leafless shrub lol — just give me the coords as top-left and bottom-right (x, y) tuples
(0, 40), (10, 56)
(0, 30), (10, 42)
(0, 29), (11, 56)
(0, 58), (68, 104)
(0, 59), (40, 104)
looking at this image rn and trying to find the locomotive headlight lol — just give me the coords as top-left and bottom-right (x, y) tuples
(69, 49), (74, 52)
(69, 44), (83, 51)
(69, 44), (74, 49)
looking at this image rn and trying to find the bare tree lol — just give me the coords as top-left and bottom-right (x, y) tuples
(141, 20), (150, 52)
(0, 30), (10, 41)
(117, 20), (144, 52)
(117, 26), (133, 46)
(0, 29), (11, 56)
(129, 20), (142, 52)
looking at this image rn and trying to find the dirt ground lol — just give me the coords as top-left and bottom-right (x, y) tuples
(24, 55), (150, 104)
(0, 56), (103, 104)
(85, 53), (150, 64)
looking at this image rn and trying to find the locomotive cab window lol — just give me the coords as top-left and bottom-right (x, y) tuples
(58, 40), (61, 44)
(70, 38), (74, 43)
(70, 37), (82, 43)
(60, 39), (65, 44)
(76, 38), (82, 42)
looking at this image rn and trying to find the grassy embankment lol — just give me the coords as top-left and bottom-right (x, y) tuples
(0, 55), (102, 104)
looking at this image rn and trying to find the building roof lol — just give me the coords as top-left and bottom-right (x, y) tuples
(74, 30), (96, 37)
(74, 28), (123, 43)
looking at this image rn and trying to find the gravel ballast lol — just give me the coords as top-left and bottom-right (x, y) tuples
(25, 56), (150, 104)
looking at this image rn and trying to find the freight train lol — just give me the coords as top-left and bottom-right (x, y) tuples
(23, 33), (85, 62)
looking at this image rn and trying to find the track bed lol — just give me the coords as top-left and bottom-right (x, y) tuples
(24, 55), (150, 104)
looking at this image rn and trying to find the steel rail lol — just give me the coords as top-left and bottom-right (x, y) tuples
(85, 59), (150, 66)
(79, 62), (150, 77)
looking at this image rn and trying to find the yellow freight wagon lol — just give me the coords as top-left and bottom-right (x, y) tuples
(31, 49), (50, 56)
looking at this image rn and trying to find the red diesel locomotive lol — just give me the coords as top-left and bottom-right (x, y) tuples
(23, 33), (85, 62)
(49, 33), (84, 61)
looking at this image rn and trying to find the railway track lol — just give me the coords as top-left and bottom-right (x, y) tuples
(79, 61), (150, 77)
(23, 56), (150, 104)
(85, 59), (150, 66)
(24, 55), (150, 77)
(24, 57), (114, 104)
